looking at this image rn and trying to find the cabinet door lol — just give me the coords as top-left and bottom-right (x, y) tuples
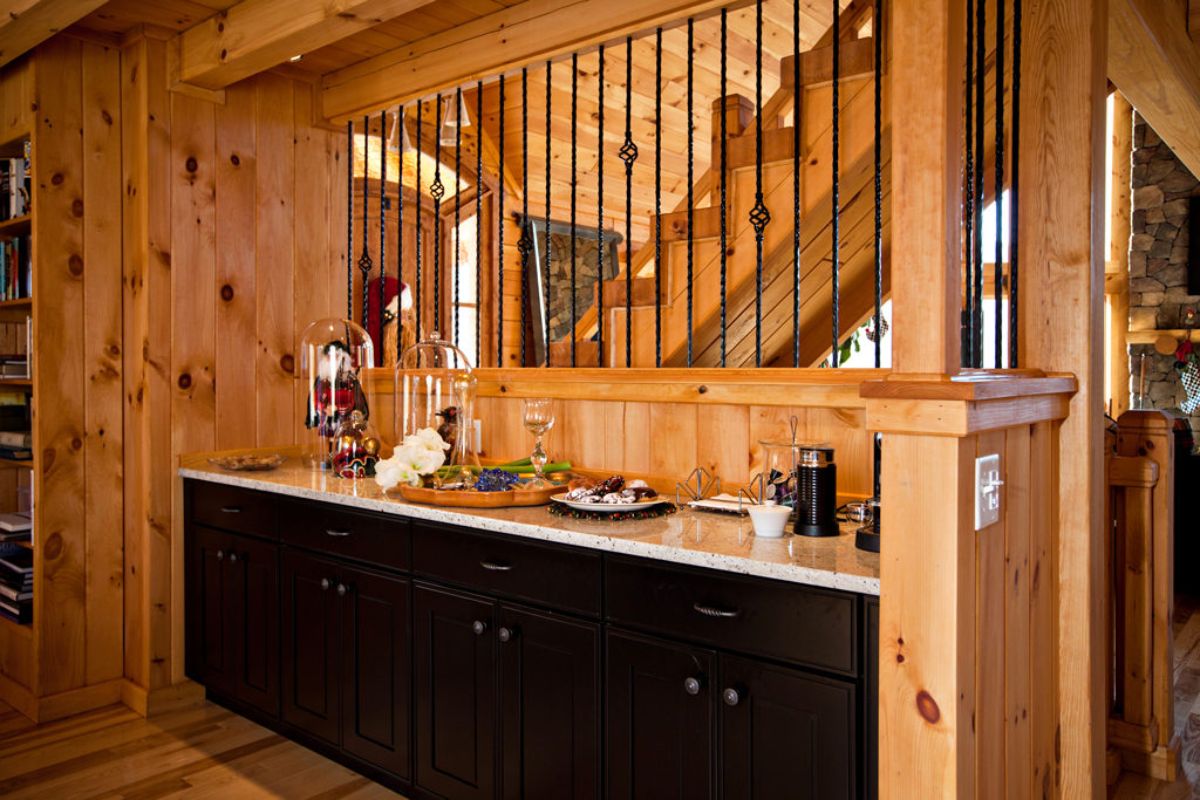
(498, 604), (599, 800)
(864, 598), (879, 800)
(414, 582), (497, 800)
(190, 527), (235, 695)
(281, 548), (341, 744)
(340, 564), (412, 780)
(719, 654), (856, 800)
(227, 534), (280, 716)
(606, 629), (715, 800)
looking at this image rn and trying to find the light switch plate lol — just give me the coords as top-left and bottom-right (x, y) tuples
(975, 454), (1002, 531)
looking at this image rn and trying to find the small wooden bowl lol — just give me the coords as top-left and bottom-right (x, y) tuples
(397, 482), (561, 508)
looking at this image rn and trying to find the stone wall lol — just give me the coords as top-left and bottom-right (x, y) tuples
(1128, 114), (1200, 435)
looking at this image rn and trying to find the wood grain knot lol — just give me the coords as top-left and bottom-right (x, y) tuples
(178, 372), (192, 390)
(916, 690), (940, 724)
(220, 284), (234, 301)
(44, 532), (62, 560)
(500, 385), (507, 393)
(101, 109), (113, 126)
(279, 354), (295, 374)
(108, 344), (120, 357)
(217, 21), (224, 32)
(71, 437), (82, 451)
(697, 385), (708, 394)
(68, 254), (83, 276)
(42, 447), (55, 469)
(51, 172), (64, 186)
(220, 48), (228, 61)
(230, 153), (240, 167)
(72, 198), (83, 218)
(185, 156), (198, 173)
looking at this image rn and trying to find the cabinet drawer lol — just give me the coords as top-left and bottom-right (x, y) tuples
(190, 481), (277, 539)
(279, 500), (410, 572)
(412, 522), (601, 617)
(605, 557), (857, 676)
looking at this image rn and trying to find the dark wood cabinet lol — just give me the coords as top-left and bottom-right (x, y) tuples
(864, 597), (880, 800)
(187, 525), (278, 716)
(281, 548), (342, 743)
(719, 654), (856, 800)
(498, 604), (599, 800)
(606, 629), (716, 800)
(340, 563), (412, 780)
(414, 582), (497, 800)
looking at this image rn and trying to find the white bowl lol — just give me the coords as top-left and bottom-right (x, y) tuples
(747, 501), (791, 538)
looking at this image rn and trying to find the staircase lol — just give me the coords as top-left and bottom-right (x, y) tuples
(553, 6), (889, 369)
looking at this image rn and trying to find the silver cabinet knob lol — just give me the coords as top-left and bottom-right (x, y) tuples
(216, 549), (224, 561)
(320, 578), (331, 591)
(684, 677), (701, 696)
(229, 552), (238, 563)
(722, 688), (741, 707)
(472, 620), (487, 636)
(498, 626), (514, 643)
(336, 583), (347, 597)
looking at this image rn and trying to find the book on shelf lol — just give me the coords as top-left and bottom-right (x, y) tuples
(0, 360), (28, 379)
(0, 581), (30, 602)
(0, 446), (31, 461)
(0, 512), (31, 533)
(0, 235), (31, 301)
(0, 598), (31, 625)
(0, 544), (31, 579)
(0, 156), (29, 223)
(0, 431), (30, 448)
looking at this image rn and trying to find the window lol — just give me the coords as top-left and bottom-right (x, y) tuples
(451, 213), (479, 365)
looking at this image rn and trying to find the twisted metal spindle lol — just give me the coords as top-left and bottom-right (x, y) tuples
(476, 82), (483, 367)
(751, 0), (771, 368)
(873, 0), (884, 368)
(597, 45), (606, 367)
(1009, 0), (1022, 367)
(686, 19), (694, 367)
(455, 86), (463, 349)
(791, 0), (800, 368)
(432, 94), (444, 335)
(830, 0), (841, 367)
(379, 110), (388, 360)
(497, 75), (506, 367)
(346, 121), (354, 320)
(994, 0), (1005, 368)
(964, 0), (976, 365)
(656, 27), (664, 368)
(415, 101), (423, 339)
(544, 60), (553, 366)
(571, 53), (579, 368)
(720, 11), (729, 367)
(973, 0), (986, 366)
(359, 116), (372, 331)
(519, 69), (531, 366)
(621, 37), (638, 368)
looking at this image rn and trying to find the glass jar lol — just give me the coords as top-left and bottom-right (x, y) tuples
(396, 332), (482, 488)
(758, 441), (803, 510)
(300, 318), (375, 471)
(330, 410), (383, 479)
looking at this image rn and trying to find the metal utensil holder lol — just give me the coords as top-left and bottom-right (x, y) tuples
(676, 467), (721, 505)
(736, 473), (768, 513)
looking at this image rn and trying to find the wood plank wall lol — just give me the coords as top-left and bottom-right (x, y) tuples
(122, 29), (348, 691)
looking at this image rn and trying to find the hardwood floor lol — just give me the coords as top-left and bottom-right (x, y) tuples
(0, 699), (404, 799)
(1112, 596), (1200, 799)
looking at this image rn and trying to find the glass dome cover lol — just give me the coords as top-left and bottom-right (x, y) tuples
(300, 317), (375, 471)
(395, 332), (482, 488)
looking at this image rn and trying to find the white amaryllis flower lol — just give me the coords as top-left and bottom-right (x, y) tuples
(403, 427), (450, 453)
(373, 455), (420, 490)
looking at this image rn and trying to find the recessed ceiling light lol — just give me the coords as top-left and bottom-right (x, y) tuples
(288, 54), (303, 63)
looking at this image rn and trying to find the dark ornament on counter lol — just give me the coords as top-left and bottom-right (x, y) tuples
(330, 410), (380, 479)
(548, 501), (677, 522)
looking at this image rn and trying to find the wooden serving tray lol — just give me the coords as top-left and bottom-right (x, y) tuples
(397, 482), (561, 508)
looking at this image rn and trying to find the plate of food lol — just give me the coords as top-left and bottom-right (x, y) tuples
(208, 453), (287, 472)
(551, 475), (666, 512)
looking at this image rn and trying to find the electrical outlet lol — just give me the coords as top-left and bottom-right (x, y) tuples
(974, 454), (1003, 531)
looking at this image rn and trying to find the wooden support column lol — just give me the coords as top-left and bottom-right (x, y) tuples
(1019, 0), (1109, 795)
(1107, 92), (1133, 419)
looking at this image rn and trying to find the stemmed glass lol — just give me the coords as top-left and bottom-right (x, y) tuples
(522, 398), (556, 488)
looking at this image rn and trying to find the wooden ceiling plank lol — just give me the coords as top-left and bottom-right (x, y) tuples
(0, 0), (108, 67)
(1108, 0), (1200, 178)
(177, 0), (439, 90)
(320, 0), (757, 123)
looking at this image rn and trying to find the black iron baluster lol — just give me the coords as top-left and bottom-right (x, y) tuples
(520, 69), (531, 366)
(415, 101), (423, 340)
(964, 0), (975, 366)
(791, 0), (800, 368)
(686, 19), (694, 367)
(973, 0), (985, 367)
(597, 45), (606, 368)
(994, 0), (1005, 368)
(720, 11), (728, 367)
(751, 0), (771, 368)
(476, 82), (483, 368)
(830, 0), (841, 367)
(379, 110), (388, 360)
(432, 94), (444, 336)
(544, 60), (553, 366)
(874, 0), (884, 368)
(656, 27), (664, 368)
(346, 121), (354, 321)
(497, 75), (506, 368)
(397, 106), (405, 364)
(621, 37), (638, 368)
(571, 53), (579, 368)
(455, 86), (463, 349)
(1009, 0), (1022, 368)
(360, 116), (372, 331)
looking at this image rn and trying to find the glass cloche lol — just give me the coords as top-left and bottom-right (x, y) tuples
(395, 332), (482, 488)
(300, 318), (375, 472)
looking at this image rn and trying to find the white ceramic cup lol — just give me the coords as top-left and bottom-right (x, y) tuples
(747, 500), (791, 538)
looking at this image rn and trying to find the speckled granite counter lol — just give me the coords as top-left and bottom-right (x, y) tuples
(179, 455), (880, 596)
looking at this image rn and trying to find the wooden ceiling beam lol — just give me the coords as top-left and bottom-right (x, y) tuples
(1108, 0), (1200, 178)
(320, 0), (755, 124)
(177, 0), (439, 91)
(0, 0), (107, 68)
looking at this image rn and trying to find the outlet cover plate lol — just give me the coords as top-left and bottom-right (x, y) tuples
(975, 454), (1001, 531)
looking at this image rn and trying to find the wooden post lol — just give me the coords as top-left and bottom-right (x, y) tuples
(1108, 92), (1133, 419)
(1019, 0), (1110, 795)
(888, 0), (963, 375)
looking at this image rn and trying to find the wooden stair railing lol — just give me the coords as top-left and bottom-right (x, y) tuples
(1107, 410), (1179, 782)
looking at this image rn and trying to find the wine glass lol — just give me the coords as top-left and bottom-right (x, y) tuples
(522, 398), (556, 488)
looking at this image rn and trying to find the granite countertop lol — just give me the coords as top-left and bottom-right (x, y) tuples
(179, 454), (880, 596)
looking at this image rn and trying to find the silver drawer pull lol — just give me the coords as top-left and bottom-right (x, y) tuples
(325, 529), (351, 538)
(480, 560), (512, 572)
(692, 602), (740, 619)
(220, 506), (242, 514)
